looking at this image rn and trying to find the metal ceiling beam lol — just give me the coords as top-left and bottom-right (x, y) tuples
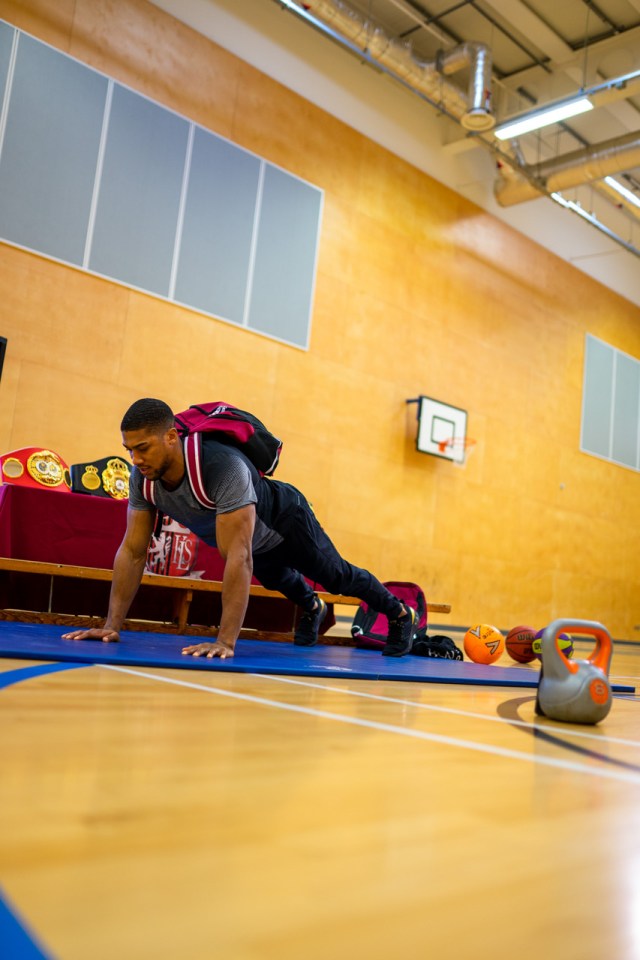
(497, 23), (640, 89)
(481, 0), (573, 65)
(383, 0), (461, 47)
(581, 0), (624, 33)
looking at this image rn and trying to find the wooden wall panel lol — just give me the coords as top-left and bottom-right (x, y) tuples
(0, 0), (639, 638)
(0, 0), (75, 48)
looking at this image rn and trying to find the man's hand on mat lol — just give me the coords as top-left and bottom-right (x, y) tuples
(62, 628), (120, 643)
(182, 640), (235, 659)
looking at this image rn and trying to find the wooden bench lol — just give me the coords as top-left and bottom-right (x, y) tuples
(0, 557), (451, 644)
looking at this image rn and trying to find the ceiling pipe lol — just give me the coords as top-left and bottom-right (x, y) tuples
(275, 0), (495, 130)
(436, 42), (493, 130)
(275, 0), (639, 255)
(495, 131), (640, 207)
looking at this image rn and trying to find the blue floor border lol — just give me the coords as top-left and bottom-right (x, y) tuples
(1, 664), (84, 958)
(0, 662), (87, 691)
(0, 889), (55, 960)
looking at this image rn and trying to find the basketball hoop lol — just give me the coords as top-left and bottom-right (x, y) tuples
(437, 437), (477, 455)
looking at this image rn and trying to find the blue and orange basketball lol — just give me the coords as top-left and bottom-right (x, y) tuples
(505, 625), (537, 663)
(533, 628), (574, 660)
(463, 624), (504, 664)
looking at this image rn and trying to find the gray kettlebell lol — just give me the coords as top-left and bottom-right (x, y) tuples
(535, 618), (613, 725)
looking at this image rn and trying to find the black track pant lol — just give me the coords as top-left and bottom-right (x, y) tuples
(252, 487), (403, 618)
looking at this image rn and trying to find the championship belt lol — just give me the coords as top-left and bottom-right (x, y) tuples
(0, 447), (71, 492)
(70, 456), (131, 499)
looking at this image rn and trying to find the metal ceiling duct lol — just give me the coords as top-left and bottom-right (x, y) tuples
(436, 42), (493, 131)
(495, 132), (640, 207)
(276, 0), (639, 252)
(277, 0), (495, 131)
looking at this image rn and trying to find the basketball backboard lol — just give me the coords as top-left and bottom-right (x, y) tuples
(414, 396), (469, 464)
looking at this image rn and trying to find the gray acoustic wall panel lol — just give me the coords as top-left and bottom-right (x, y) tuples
(0, 33), (107, 265)
(174, 127), (260, 325)
(89, 85), (189, 296)
(0, 20), (14, 106)
(611, 351), (640, 469)
(581, 335), (614, 460)
(0, 22), (323, 350)
(248, 164), (323, 348)
(581, 334), (640, 472)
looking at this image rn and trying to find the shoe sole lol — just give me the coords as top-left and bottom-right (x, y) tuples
(293, 599), (328, 647)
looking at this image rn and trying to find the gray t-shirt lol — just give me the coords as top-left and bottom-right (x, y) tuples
(129, 439), (284, 554)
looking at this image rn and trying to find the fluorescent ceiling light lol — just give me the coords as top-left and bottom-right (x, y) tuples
(550, 192), (599, 225)
(604, 176), (640, 209)
(550, 193), (584, 216)
(494, 97), (593, 140)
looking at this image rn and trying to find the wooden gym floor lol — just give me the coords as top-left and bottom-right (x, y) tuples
(1, 634), (639, 960)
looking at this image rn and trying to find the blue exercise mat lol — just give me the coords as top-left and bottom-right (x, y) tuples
(0, 621), (635, 691)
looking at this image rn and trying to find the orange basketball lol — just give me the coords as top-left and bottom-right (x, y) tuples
(506, 625), (537, 663)
(463, 624), (504, 664)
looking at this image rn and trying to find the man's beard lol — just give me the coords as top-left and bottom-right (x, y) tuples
(148, 454), (172, 482)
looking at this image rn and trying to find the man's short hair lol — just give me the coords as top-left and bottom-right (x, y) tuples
(121, 398), (175, 434)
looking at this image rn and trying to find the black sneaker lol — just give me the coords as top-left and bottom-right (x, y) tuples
(382, 604), (417, 657)
(294, 596), (328, 647)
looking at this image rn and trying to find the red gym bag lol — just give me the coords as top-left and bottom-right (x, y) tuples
(350, 581), (427, 650)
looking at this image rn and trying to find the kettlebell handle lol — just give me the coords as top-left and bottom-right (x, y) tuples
(542, 618), (612, 675)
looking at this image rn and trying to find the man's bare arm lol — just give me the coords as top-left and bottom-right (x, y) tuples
(182, 504), (255, 659)
(62, 508), (154, 642)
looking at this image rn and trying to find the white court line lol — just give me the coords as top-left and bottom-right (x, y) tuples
(101, 665), (640, 786)
(252, 674), (640, 748)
